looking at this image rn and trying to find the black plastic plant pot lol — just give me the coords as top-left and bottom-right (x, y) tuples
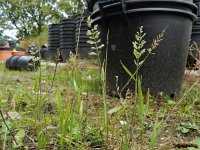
(60, 42), (75, 46)
(60, 38), (75, 42)
(60, 25), (75, 31)
(60, 37), (75, 40)
(48, 28), (60, 33)
(194, 0), (200, 3)
(48, 39), (60, 42)
(77, 45), (91, 48)
(40, 47), (50, 60)
(61, 39), (75, 43)
(76, 35), (89, 39)
(76, 38), (90, 42)
(61, 48), (75, 51)
(60, 22), (76, 62)
(60, 47), (75, 51)
(48, 47), (58, 51)
(60, 24), (75, 28)
(49, 24), (60, 27)
(48, 33), (60, 36)
(87, 0), (101, 11)
(49, 48), (57, 52)
(16, 56), (33, 71)
(48, 41), (60, 44)
(48, 31), (60, 34)
(60, 46), (75, 49)
(6, 55), (20, 70)
(60, 42), (75, 45)
(48, 50), (58, 61)
(60, 32), (75, 36)
(75, 34), (88, 38)
(60, 34), (75, 37)
(60, 33), (74, 36)
(48, 36), (60, 40)
(75, 20), (87, 25)
(60, 48), (74, 62)
(48, 50), (59, 53)
(48, 44), (60, 48)
(48, 47), (59, 51)
(75, 30), (88, 34)
(77, 34), (89, 37)
(60, 28), (75, 31)
(76, 39), (90, 43)
(48, 23), (60, 59)
(61, 41), (76, 45)
(48, 27), (60, 30)
(76, 42), (90, 46)
(75, 19), (87, 23)
(77, 47), (92, 58)
(48, 42), (60, 46)
(61, 20), (75, 23)
(60, 27), (75, 31)
(75, 26), (88, 30)
(6, 56), (39, 71)
(48, 36), (60, 39)
(75, 22), (88, 25)
(75, 15), (87, 20)
(62, 32), (74, 35)
(48, 30), (60, 33)
(61, 19), (75, 23)
(75, 21), (88, 26)
(41, 51), (50, 60)
(75, 27), (88, 31)
(61, 45), (75, 49)
(77, 35), (89, 39)
(77, 44), (92, 48)
(91, 0), (197, 97)
(60, 30), (75, 33)
(48, 40), (60, 43)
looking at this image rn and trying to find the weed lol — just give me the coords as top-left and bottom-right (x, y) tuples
(121, 26), (165, 149)
(177, 122), (199, 134)
(87, 16), (104, 78)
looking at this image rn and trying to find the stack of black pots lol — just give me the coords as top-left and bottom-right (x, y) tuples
(192, 0), (200, 46)
(60, 19), (76, 62)
(75, 14), (91, 58)
(188, 0), (200, 69)
(88, 0), (197, 97)
(48, 24), (60, 61)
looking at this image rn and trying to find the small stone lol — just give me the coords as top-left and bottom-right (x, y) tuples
(82, 92), (87, 96)
(7, 112), (21, 120)
(120, 120), (127, 125)
(86, 75), (92, 81)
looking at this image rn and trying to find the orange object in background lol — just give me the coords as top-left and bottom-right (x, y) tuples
(0, 51), (12, 61)
(12, 51), (27, 56)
